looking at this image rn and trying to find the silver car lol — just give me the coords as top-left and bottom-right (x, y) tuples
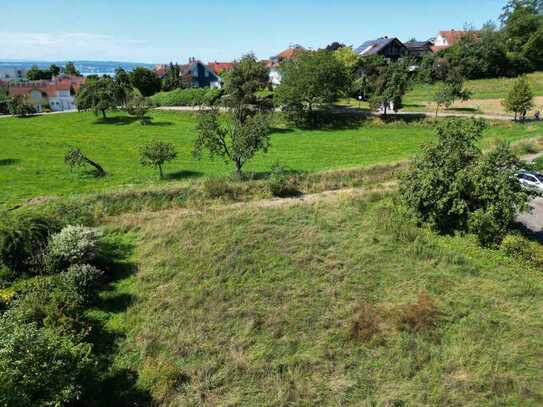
(517, 171), (543, 192)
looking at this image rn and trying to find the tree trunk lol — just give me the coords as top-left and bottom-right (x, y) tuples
(435, 104), (439, 119)
(84, 157), (106, 177)
(158, 164), (164, 179)
(235, 160), (243, 179)
(102, 109), (107, 119)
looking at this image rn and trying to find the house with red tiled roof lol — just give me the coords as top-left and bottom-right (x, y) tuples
(431, 30), (477, 52)
(267, 45), (306, 87)
(207, 61), (236, 76)
(7, 75), (85, 112)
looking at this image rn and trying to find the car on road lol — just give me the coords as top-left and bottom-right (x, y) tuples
(517, 171), (543, 193)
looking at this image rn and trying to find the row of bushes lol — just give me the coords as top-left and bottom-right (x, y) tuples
(0, 214), (110, 405)
(150, 87), (223, 107)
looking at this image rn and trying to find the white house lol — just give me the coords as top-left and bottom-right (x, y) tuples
(0, 67), (27, 82)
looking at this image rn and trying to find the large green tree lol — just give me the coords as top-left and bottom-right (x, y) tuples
(400, 118), (529, 246)
(275, 49), (351, 118)
(75, 77), (117, 119)
(64, 62), (81, 76)
(113, 67), (133, 107)
(26, 65), (52, 81)
(130, 67), (162, 97)
(433, 70), (471, 117)
(368, 59), (411, 115)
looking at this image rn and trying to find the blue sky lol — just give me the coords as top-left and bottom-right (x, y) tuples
(1, 0), (505, 63)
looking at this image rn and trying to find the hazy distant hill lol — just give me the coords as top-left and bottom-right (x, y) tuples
(0, 60), (156, 76)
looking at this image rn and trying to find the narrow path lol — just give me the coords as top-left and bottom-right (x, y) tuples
(115, 183), (397, 228)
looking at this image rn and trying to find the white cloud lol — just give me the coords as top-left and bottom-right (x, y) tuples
(0, 32), (154, 62)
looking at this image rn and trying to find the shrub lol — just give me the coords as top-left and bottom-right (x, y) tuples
(46, 225), (100, 273)
(10, 274), (89, 333)
(0, 316), (94, 406)
(150, 88), (223, 107)
(0, 215), (60, 278)
(203, 178), (238, 200)
(501, 234), (535, 262)
(268, 164), (300, 197)
(63, 264), (105, 305)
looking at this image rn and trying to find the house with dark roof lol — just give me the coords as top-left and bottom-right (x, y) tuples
(154, 59), (222, 88)
(404, 40), (433, 60)
(355, 37), (408, 61)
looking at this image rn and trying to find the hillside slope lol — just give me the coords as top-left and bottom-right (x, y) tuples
(122, 193), (543, 406)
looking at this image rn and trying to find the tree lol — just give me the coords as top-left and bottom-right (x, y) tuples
(325, 42), (346, 51)
(8, 96), (36, 117)
(400, 118), (529, 246)
(500, 0), (543, 24)
(113, 67), (132, 107)
(194, 109), (270, 176)
(26, 65), (52, 81)
(64, 147), (106, 177)
(162, 63), (184, 91)
(275, 49), (351, 121)
(64, 62), (81, 76)
(140, 140), (177, 179)
(433, 70), (471, 117)
(75, 77), (117, 119)
(334, 46), (362, 73)
(127, 95), (153, 125)
(0, 87), (8, 114)
(130, 67), (162, 97)
(49, 64), (61, 77)
(195, 53), (272, 176)
(503, 76), (534, 120)
(368, 59), (411, 115)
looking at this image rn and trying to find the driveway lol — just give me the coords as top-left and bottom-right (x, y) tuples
(518, 197), (543, 235)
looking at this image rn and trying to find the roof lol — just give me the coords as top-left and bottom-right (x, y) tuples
(404, 41), (432, 57)
(207, 62), (236, 75)
(355, 37), (403, 56)
(431, 30), (477, 52)
(7, 76), (85, 99)
(273, 46), (305, 61)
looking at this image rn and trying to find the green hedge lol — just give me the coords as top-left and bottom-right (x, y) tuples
(150, 88), (223, 107)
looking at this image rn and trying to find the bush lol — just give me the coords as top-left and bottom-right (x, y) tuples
(62, 264), (105, 305)
(501, 234), (535, 262)
(46, 225), (100, 273)
(268, 164), (300, 197)
(150, 88), (223, 107)
(0, 316), (94, 406)
(400, 118), (529, 246)
(0, 215), (60, 278)
(203, 178), (239, 200)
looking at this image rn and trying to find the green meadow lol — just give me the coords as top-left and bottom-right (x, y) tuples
(1, 110), (541, 207)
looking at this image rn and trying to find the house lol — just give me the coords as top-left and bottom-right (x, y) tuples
(154, 59), (222, 88)
(355, 37), (408, 61)
(207, 61), (236, 76)
(404, 40), (433, 60)
(431, 30), (474, 52)
(7, 76), (85, 112)
(0, 67), (27, 82)
(267, 45), (306, 87)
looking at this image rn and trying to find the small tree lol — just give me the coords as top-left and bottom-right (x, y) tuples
(433, 71), (471, 118)
(369, 60), (411, 116)
(49, 64), (61, 77)
(140, 140), (177, 179)
(75, 77), (117, 119)
(113, 67), (133, 107)
(8, 96), (36, 117)
(65, 147), (106, 177)
(195, 109), (270, 176)
(127, 95), (152, 125)
(503, 76), (534, 121)
(64, 62), (81, 76)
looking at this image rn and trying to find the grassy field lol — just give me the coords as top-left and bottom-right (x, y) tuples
(1, 110), (542, 208)
(116, 192), (543, 405)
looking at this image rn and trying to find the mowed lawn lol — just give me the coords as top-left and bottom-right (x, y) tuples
(0, 110), (541, 206)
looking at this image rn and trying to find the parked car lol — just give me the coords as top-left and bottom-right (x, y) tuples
(517, 171), (543, 192)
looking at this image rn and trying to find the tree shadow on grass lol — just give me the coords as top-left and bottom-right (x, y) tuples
(0, 158), (20, 166)
(165, 170), (204, 180)
(95, 116), (139, 125)
(147, 121), (174, 127)
(83, 238), (152, 406)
